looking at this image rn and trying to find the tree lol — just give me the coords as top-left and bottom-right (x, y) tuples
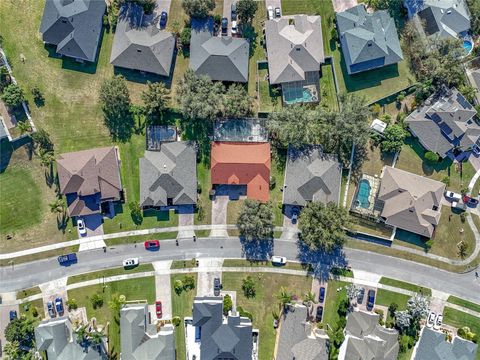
(388, 303), (399, 317)
(172, 316), (181, 326)
(237, 0), (258, 23)
(99, 75), (134, 141)
(5, 317), (35, 353)
(108, 293), (126, 315)
(468, 0), (480, 35)
(237, 199), (274, 240)
(407, 293), (429, 320)
(303, 291), (317, 318)
(180, 27), (192, 47)
(174, 279), (184, 294)
(459, 84), (477, 104)
(183, 275), (196, 291)
(31, 86), (45, 106)
(66, 298), (78, 310)
(1, 84), (25, 107)
(17, 121), (31, 135)
(346, 284), (359, 302)
(425, 151), (439, 163)
(399, 334), (414, 353)
(91, 293), (104, 309)
(49, 198), (66, 214)
(223, 84), (252, 118)
(380, 124), (408, 153)
(223, 294), (233, 314)
(276, 287), (294, 309)
(182, 0), (215, 18)
(76, 324), (89, 345)
(31, 128), (54, 154)
(129, 201), (143, 226)
(141, 81), (170, 124)
(298, 201), (350, 251)
(3, 340), (20, 360)
(395, 310), (412, 329)
(242, 276), (256, 298)
(457, 240), (468, 259)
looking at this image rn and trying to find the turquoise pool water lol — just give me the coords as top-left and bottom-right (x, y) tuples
(463, 40), (473, 54)
(284, 87), (316, 104)
(355, 179), (371, 209)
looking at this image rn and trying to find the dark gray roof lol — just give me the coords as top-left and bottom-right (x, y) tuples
(414, 328), (478, 360)
(336, 4), (403, 74)
(120, 304), (175, 360)
(277, 304), (329, 360)
(140, 141), (197, 207)
(193, 297), (254, 359)
(406, 88), (479, 157)
(0, 117), (8, 140)
(283, 145), (342, 206)
(110, 4), (175, 76)
(190, 18), (249, 82)
(39, 0), (106, 62)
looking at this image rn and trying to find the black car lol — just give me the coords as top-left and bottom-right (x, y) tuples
(316, 306), (323, 322)
(319, 287), (325, 303)
(291, 207), (299, 224)
(357, 287), (365, 304)
(221, 17), (228, 35)
(214, 277), (221, 296)
(9, 310), (17, 322)
(159, 11), (168, 28)
(367, 289), (375, 310)
(231, 3), (237, 20)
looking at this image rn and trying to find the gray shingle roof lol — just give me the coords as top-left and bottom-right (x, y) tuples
(414, 328), (478, 360)
(406, 88), (479, 157)
(336, 4), (403, 74)
(283, 145), (342, 207)
(265, 15), (324, 85)
(192, 297), (254, 359)
(190, 18), (249, 82)
(140, 141), (197, 207)
(110, 4), (175, 76)
(0, 117), (8, 140)
(120, 304), (175, 360)
(39, 0), (106, 62)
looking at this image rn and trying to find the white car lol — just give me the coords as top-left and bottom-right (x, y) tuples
(77, 218), (87, 236)
(231, 20), (237, 34)
(427, 311), (436, 328)
(433, 314), (443, 330)
(267, 6), (274, 20)
(444, 191), (461, 201)
(271, 256), (287, 265)
(123, 258), (139, 267)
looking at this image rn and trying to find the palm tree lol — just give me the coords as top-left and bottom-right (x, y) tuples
(17, 121), (31, 135)
(276, 287), (294, 311)
(39, 150), (55, 167)
(75, 325), (89, 346)
(3, 340), (20, 359)
(108, 293), (126, 316)
(88, 329), (106, 354)
(49, 198), (66, 214)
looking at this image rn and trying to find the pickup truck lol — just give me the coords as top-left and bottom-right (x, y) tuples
(57, 253), (77, 266)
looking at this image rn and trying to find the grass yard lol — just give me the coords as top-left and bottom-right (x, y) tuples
(376, 289), (409, 310)
(195, 162), (212, 225)
(270, 153), (286, 226)
(319, 62), (339, 111)
(19, 299), (45, 325)
(17, 286), (42, 300)
(258, 67), (282, 113)
(103, 231), (177, 246)
(227, 199), (244, 225)
(349, 216), (394, 238)
(379, 277), (432, 296)
(321, 280), (348, 328)
(443, 307), (480, 339)
(67, 264), (154, 285)
(447, 296), (480, 313)
(222, 259), (311, 271)
(171, 273), (198, 360)
(222, 272), (312, 360)
(68, 277), (156, 358)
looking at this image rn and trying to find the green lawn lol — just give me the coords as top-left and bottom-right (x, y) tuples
(67, 264), (154, 285)
(321, 280), (348, 328)
(68, 277), (156, 358)
(447, 296), (480, 313)
(104, 231), (178, 246)
(349, 216), (394, 238)
(19, 299), (45, 325)
(17, 286), (42, 300)
(227, 199), (244, 225)
(258, 67), (281, 113)
(379, 277), (432, 296)
(270, 152), (286, 226)
(376, 289), (410, 310)
(319, 62), (339, 111)
(171, 273), (198, 360)
(195, 162), (212, 225)
(443, 307), (480, 340)
(222, 259), (311, 271)
(222, 272), (312, 360)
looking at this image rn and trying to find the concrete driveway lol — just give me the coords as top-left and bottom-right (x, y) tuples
(210, 195), (229, 237)
(331, 0), (357, 12)
(153, 261), (173, 320)
(78, 214), (104, 238)
(223, 0), (236, 36)
(177, 205), (195, 239)
(40, 277), (68, 319)
(280, 205), (299, 241)
(197, 258), (224, 296)
(265, 0), (281, 16)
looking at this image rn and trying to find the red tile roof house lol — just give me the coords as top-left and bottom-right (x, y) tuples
(211, 142), (271, 202)
(56, 146), (123, 218)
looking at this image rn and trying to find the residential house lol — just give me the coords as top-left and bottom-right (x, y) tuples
(190, 18), (249, 82)
(405, 88), (479, 158)
(283, 145), (342, 207)
(211, 142), (271, 202)
(56, 146), (123, 218)
(110, 4), (176, 76)
(276, 304), (329, 360)
(336, 4), (403, 75)
(35, 317), (103, 360)
(190, 297), (254, 359)
(264, 15), (324, 104)
(404, 0), (471, 40)
(140, 141), (197, 209)
(377, 166), (445, 238)
(412, 327), (478, 360)
(338, 310), (399, 360)
(39, 0), (106, 62)
(120, 303), (175, 359)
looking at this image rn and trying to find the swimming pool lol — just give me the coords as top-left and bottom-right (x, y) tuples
(463, 39), (474, 56)
(283, 86), (318, 104)
(355, 179), (371, 209)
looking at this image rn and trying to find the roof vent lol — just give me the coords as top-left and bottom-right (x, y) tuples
(137, 49), (142, 53)
(447, 10), (451, 14)
(163, 164), (167, 169)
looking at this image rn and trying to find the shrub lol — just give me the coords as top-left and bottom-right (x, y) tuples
(214, 14), (222, 24)
(174, 279), (184, 295)
(32, 307), (39, 318)
(425, 151), (439, 163)
(180, 27), (191, 47)
(1, 83), (25, 107)
(183, 275), (195, 291)
(388, 303), (398, 317)
(90, 294), (103, 309)
(172, 316), (181, 327)
(425, 239), (433, 251)
(460, 212), (466, 223)
(237, 306), (253, 321)
(223, 295), (233, 315)
(337, 298), (349, 318)
(374, 309), (385, 325)
(441, 176), (450, 186)
(242, 276), (256, 298)
(67, 298), (78, 311)
(399, 334), (414, 353)
(269, 175), (276, 189)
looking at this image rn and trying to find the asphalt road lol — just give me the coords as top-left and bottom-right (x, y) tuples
(1, 237), (479, 304)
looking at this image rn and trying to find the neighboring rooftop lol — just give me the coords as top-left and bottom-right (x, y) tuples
(190, 18), (249, 82)
(413, 327), (478, 360)
(39, 0), (106, 62)
(56, 146), (123, 217)
(110, 4), (176, 76)
(192, 297), (254, 360)
(211, 142), (271, 202)
(406, 88), (479, 157)
(214, 118), (268, 142)
(377, 166), (445, 238)
(283, 145), (342, 207)
(336, 4), (403, 74)
(264, 15), (324, 85)
(276, 304), (329, 360)
(339, 310), (399, 360)
(120, 303), (175, 360)
(140, 141), (197, 208)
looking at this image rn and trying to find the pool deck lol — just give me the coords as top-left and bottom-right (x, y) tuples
(350, 173), (381, 217)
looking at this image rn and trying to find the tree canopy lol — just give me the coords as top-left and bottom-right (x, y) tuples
(237, 0), (258, 23)
(468, 0), (480, 36)
(237, 199), (274, 240)
(141, 81), (170, 124)
(1, 83), (25, 107)
(298, 201), (350, 251)
(380, 124), (408, 153)
(223, 84), (252, 118)
(182, 0), (215, 18)
(5, 317), (35, 357)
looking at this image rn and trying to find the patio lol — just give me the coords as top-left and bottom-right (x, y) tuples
(350, 173), (382, 218)
(282, 71), (320, 105)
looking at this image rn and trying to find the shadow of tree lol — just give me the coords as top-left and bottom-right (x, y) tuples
(240, 237), (274, 261)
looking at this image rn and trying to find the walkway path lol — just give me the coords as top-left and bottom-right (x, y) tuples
(468, 168), (480, 194)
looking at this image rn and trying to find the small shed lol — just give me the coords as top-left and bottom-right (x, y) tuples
(370, 119), (387, 134)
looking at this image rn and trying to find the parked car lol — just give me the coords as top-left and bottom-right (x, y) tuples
(452, 201), (467, 211)
(445, 191), (461, 201)
(231, 20), (238, 35)
(427, 311), (436, 328)
(214, 277), (221, 296)
(221, 17), (228, 35)
(159, 11), (168, 28)
(319, 287), (325, 303)
(267, 6), (274, 20)
(9, 310), (17, 322)
(463, 195), (479, 207)
(55, 297), (64, 316)
(155, 300), (163, 318)
(144, 240), (160, 250)
(291, 207), (299, 224)
(47, 301), (56, 318)
(57, 253), (77, 266)
(357, 287), (365, 304)
(366, 289), (375, 310)
(77, 218), (87, 236)
(123, 258), (139, 268)
(434, 314), (443, 330)
(473, 145), (480, 156)
(275, 7), (281, 18)
(231, 3), (237, 20)
(271, 256), (287, 265)
(316, 306), (323, 322)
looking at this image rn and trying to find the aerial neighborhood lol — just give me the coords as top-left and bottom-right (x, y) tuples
(2, 0), (480, 359)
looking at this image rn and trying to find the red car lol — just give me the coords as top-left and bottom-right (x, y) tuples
(463, 195), (479, 207)
(155, 300), (163, 318)
(144, 240), (160, 250)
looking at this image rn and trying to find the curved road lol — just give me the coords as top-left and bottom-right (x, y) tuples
(1, 237), (479, 304)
